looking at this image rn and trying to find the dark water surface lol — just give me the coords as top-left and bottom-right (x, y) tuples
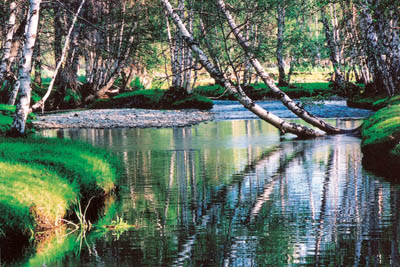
(31, 117), (400, 267)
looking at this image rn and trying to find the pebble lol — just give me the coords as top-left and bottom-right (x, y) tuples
(33, 108), (214, 129)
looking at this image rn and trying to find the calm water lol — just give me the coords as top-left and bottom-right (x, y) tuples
(26, 118), (400, 267)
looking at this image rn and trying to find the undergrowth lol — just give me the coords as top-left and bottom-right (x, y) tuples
(90, 89), (213, 110)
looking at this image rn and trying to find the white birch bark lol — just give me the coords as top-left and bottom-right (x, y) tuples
(359, 0), (395, 96)
(161, 0), (322, 138)
(31, 0), (85, 112)
(0, 1), (17, 84)
(276, 1), (287, 86)
(165, 11), (178, 87)
(11, 0), (42, 136)
(182, 2), (193, 93)
(217, 0), (352, 134)
(320, 8), (345, 88)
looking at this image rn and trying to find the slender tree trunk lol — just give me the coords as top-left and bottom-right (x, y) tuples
(183, 1), (194, 93)
(358, 0), (395, 96)
(10, 0), (42, 136)
(276, 1), (288, 86)
(161, 0), (322, 138)
(217, 0), (353, 134)
(165, 11), (178, 88)
(242, 18), (251, 87)
(320, 8), (345, 88)
(7, 20), (27, 105)
(31, 0), (85, 112)
(33, 31), (41, 87)
(0, 1), (17, 84)
(53, 5), (64, 64)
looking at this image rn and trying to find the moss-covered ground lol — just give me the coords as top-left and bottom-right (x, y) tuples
(361, 99), (400, 178)
(0, 104), (118, 262)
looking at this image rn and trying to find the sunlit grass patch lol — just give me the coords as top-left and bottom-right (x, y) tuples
(0, 135), (118, 257)
(0, 161), (77, 225)
(0, 137), (117, 196)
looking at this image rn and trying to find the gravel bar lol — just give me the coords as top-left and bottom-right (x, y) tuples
(33, 109), (214, 129)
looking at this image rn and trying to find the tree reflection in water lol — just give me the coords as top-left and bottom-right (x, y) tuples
(40, 120), (400, 266)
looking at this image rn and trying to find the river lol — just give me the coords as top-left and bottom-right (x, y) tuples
(17, 100), (400, 266)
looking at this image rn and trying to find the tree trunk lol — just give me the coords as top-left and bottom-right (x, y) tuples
(33, 31), (41, 87)
(358, 0), (395, 96)
(276, 1), (288, 86)
(31, 0), (85, 112)
(320, 8), (345, 89)
(7, 8), (28, 105)
(165, 10), (178, 88)
(161, 0), (322, 138)
(0, 1), (17, 84)
(217, 0), (352, 135)
(10, 0), (41, 136)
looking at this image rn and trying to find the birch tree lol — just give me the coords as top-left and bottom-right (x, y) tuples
(161, 0), (322, 138)
(31, 0), (85, 112)
(0, 1), (17, 85)
(276, 0), (288, 86)
(216, 0), (354, 135)
(10, 0), (41, 136)
(320, 2), (345, 90)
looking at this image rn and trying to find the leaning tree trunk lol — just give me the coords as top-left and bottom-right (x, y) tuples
(0, 1), (17, 84)
(10, 0), (41, 136)
(217, 0), (353, 135)
(161, 0), (322, 138)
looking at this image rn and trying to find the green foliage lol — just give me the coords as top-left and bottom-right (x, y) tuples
(0, 104), (35, 134)
(130, 77), (145, 91)
(63, 88), (82, 104)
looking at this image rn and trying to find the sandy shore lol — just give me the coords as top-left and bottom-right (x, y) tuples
(33, 108), (213, 129)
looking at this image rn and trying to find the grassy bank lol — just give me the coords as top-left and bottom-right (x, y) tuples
(361, 99), (400, 178)
(194, 82), (332, 100)
(90, 89), (213, 110)
(0, 105), (118, 262)
(347, 94), (400, 111)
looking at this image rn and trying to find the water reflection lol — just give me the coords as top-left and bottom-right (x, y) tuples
(37, 120), (400, 266)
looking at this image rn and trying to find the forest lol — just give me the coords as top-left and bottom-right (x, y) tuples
(1, 0), (400, 265)
(0, 0), (399, 136)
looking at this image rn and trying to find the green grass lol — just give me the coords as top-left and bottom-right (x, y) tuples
(194, 82), (333, 100)
(90, 89), (213, 110)
(0, 137), (117, 196)
(0, 108), (119, 258)
(361, 100), (400, 177)
(0, 136), (118, 258)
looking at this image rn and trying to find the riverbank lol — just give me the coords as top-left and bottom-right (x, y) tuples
(0, 105), (118, 262)
(360, 100), (400, 178)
